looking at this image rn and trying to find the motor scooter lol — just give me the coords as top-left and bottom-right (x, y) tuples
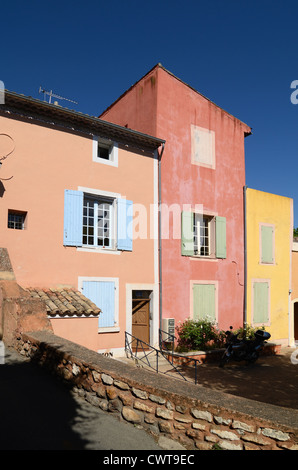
(219, 326), (271, 367)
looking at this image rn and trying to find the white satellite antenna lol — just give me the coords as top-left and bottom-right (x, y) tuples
(39, 87), (78, 106)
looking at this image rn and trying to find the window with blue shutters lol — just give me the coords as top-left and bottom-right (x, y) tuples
(81, 278), (119, 330)
(64, 189), (133, 252)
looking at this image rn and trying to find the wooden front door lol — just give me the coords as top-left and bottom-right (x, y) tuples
(132, 297), (150, 350)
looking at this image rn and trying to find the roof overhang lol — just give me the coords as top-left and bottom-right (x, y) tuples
(1, 90), (165, 151)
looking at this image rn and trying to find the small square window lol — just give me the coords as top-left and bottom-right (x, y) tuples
(8, 210), (27, 230)
(98, 143), (111, 160)
(92, 136), (118, 167)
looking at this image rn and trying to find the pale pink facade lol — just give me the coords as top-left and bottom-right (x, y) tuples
(0, 92), (164, 354)
(101, 64), (252, 332)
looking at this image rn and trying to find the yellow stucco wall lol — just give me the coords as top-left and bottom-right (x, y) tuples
(246, 188), (293, 344)
(291, 246), (298, 344)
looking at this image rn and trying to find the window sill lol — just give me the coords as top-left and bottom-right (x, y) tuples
(98, 327), (120, 334)
(93, 157), (118, 167)
(189, 255), (218, 261)
(252, 321), (270, 328)
(77, 246), (121, 255)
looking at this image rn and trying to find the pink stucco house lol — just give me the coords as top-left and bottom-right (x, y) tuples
(100, 64), (252, 334)
(0, 90), (164, 355)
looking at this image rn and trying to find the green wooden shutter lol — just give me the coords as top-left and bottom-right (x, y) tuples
(261, 225), (274, 263)
(181, 211), (194, 256)
(193, 284), (216, 321)
(253, 281), (269, 324)
(216, 216), (226, 259)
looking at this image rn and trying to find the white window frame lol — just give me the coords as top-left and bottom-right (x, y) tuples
(83, 195), (114, 249)
(92, 136), (118, 167)
(8, 210), (27, 230)
(78, 276), (120, 333)
(78, 187), (121, 255)
(193, 213), (216, 257)
(192, 209), (217, 259)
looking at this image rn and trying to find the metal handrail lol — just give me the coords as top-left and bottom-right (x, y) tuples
(125, 331), (188, 381)
(158, 329), (202, 384)
(159, 328), (176, 358)
(125, 331), (201, 384)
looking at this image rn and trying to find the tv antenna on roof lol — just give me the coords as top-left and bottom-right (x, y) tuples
(39, 87), (78, 106)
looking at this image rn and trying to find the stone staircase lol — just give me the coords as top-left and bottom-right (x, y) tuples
(115, 351), (176, 374)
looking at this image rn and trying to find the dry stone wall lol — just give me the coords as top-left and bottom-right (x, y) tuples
(15, 330), (298, 451)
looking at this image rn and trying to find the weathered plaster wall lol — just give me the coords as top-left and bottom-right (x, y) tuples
(0, 112), (158, 353)
(101, 64), (251, 331)
(246, 188), (292, 344)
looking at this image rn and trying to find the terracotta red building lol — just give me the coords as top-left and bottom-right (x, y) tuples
(100, 64), (252, 334)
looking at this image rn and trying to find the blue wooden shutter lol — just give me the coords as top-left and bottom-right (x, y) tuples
(63, 190), (83, 246)
(117, 199), (133, 251)
(83, 280), (115, 328)
(215, 216), (226, 259)
(181, 211), (194, 256)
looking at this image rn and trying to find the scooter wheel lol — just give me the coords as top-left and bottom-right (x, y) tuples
(249, 352), (259, 363)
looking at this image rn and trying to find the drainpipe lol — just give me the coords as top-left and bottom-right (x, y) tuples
(289, 199), (294, 346)
(158, 143), (165, 343)
(288, 290), (292, 347)
(243, 185), (247, 326)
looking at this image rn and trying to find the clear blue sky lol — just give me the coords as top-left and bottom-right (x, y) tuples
(1, 0), (298, 225)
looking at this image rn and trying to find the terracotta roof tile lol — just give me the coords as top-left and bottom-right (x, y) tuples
(26, 287), (101, 317)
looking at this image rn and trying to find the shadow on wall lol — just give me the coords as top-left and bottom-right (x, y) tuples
(174, 351), (298, 410)
(0, 346), (89, 450)
(0, 181), (5, 198)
